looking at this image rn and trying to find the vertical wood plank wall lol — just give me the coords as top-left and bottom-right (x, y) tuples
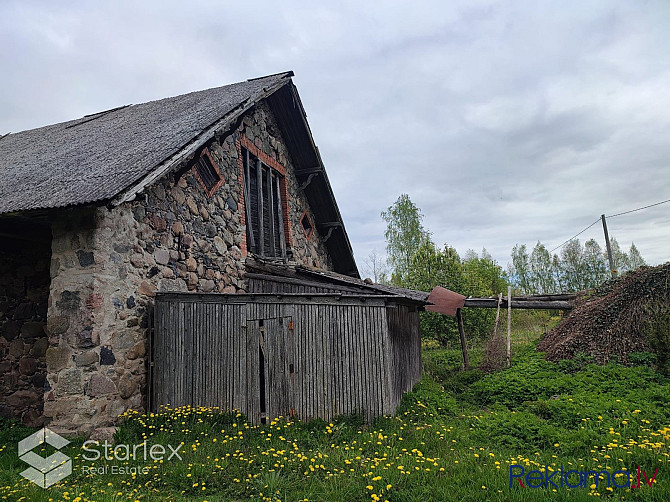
(153, 294), (421, 423)
(386, 304), (422, 409)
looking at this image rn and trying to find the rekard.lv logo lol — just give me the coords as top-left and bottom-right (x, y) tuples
(18, 427), (72, 488)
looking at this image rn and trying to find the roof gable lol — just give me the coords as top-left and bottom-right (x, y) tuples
(0, 72), (359, 277)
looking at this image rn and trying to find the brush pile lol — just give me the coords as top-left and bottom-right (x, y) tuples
(538, 263), (670, 364)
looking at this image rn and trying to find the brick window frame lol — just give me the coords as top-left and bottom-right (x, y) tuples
(191, 147), (224, 197)
(300, 210), (314, 240)
(236, 135), (292, 258)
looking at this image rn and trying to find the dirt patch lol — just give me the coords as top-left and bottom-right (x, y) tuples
(538, 263), (670, 364)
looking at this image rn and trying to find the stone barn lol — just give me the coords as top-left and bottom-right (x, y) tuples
(0, 72), (424, 434)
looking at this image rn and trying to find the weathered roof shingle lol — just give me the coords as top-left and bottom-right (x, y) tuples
(0, 72), (291, 214)
(0, 71), (359, 277)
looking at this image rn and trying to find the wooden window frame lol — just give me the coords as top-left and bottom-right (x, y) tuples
(192, 148), (225, 197)
(241, 145), (287, 259)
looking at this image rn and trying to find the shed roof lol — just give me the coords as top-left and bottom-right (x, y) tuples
(245, 258), (430, 305)
(0, 72), (358, 276)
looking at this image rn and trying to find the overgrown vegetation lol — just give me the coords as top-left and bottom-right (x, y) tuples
(644, 302), (670, 375)
(539, 263), (670, 369)
(2, 329), (669, 501)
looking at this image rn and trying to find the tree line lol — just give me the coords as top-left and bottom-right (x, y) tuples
(508, 238), (645, 294)
(365, 194), (647, 344)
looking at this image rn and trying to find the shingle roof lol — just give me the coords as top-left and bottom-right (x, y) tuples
(0, 71), (359, 277)
(0, 72), (292, 214)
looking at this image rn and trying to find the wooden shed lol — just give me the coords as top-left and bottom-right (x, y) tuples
(152, 290), (425, 423)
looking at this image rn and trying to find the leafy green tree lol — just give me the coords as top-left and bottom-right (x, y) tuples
(405, 241), (463, 344)
(582, 239), (608, 288)
(529, 242), (556, 294)
(608, 237), (629, 275)
(552, 254), (564, 292)
(381, 194), (430, 285)
(405, 240), (462, 292)
(628, 243), (646, 270)
(380, 195), (509, 344)
(464, 249), (508, 296)
(509, 244), (531, 293)
(560, 239), (587, 291)
(461, 250), (508, 339)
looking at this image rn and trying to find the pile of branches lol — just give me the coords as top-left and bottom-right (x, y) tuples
(538, 263), (670, 364)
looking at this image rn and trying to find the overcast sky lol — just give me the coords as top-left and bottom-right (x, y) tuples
(1, 0), (669, 274)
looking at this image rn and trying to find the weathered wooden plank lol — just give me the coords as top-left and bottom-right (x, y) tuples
(323, 304), (332, 420)
(373, 306), (382, 420)
(267, 169), (276, 257)
(330, 304), (338, 420)
(243, 148), (255, 250)
(349, 305), (360, 416)
(463, 298), (572, 310)
(153, 293), (423, 423)
(275, 175), (286, 259)
(256, 159), (264, 254)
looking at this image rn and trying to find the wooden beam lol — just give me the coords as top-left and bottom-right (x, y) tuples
(509, 294), (577, 301)
(298, 171), (320, 190)
(296, 167), (323, 177)
(463, 298), (572, 310)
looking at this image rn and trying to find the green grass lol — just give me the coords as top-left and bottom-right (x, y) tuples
(1, 333), (669, 501)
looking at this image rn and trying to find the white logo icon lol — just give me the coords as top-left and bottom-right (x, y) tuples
(18, 427), (72, 488)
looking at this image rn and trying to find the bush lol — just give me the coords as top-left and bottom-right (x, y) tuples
(645, 301), (670, 374)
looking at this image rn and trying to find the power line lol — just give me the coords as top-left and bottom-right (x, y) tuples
(550, 217), (601, 253)
(548, 196), (669, 254)
(607, 197), (670, 218)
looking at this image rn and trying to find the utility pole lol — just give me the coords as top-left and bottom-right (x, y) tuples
(601, 214), (617, 278)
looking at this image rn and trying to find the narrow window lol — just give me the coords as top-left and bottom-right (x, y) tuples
(192, 149), (224, 196)
(242, 147), (286, 258)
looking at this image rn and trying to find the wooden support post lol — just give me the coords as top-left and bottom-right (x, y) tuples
(492, 293), (502, 338)
(602, 214), (617, 278)
(456, 308), (469, 370)
(506, 286), (512, 368)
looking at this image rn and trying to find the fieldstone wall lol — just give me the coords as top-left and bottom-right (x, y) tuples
(43, 101), (336, 433)
(0, 239), (50, 427)
(238, 101), (333, 270)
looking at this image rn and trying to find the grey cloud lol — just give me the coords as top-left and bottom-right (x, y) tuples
(1, 0), (669, 272)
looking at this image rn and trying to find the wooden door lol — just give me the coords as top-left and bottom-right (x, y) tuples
(251, 316), (293, 423)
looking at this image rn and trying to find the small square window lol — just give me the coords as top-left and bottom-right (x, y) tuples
(300, 211), (313, 239)
(192, 149), (224, 196)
